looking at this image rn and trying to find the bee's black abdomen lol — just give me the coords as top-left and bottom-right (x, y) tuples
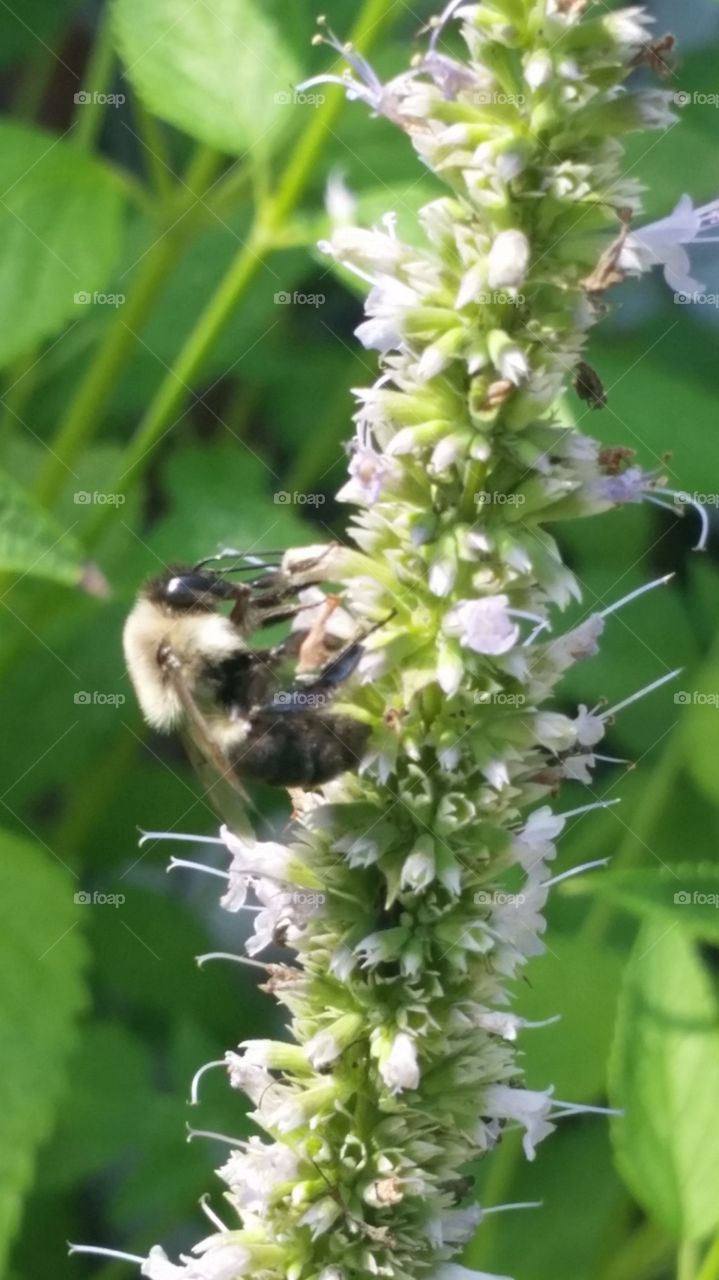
(231, 713), (369, 788)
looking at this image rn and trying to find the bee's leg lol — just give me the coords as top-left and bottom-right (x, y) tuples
(253, 641), (365, 716)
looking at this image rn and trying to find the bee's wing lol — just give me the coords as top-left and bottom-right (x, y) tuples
(181, 729), (256, 840)
(164, 656), (255, 839)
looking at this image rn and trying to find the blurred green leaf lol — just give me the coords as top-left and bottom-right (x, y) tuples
(113, 0), (299, 155)
(0, 469), (85, 585)
(0, 122), (125, 366)
(149, 442), (310, 565)
(40, 1022), (155, 1190)
(610, 920), (719, 1242)
(513, 930), (623, 1101)
(680, 650), (719, 806)
(0, 829), (87, 1267)
(567, 865), (719, 943)
(468, 1124), (626, 1280)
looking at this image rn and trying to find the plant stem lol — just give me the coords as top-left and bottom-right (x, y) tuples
(596, 1221), (672, 1280)
(581, 736), (682, 946)
(33, 145), (223, 508)
(84, 0), (396, 542)
(697, 1234), (719, 1280)
(679, 1241), (699, 1280)
(132, 94), (175, 198)
(33, 232), (186, 507)
(73, 10), (116, 152)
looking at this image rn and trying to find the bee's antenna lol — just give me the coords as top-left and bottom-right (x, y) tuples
(193, 548), (285, 572)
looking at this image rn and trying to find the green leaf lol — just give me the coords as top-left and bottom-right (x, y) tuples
(0, 122), (125, 366)
(680, 651), (719, 807)
(609, 921), (719, 1242)
(0, 829), (87, 1266)
(113, 0), (300, 155)
(149, 442), (310, 566)
(0, 468), (85, 585)
(566, 864), (719, 943)
(513, 930), (623, 1100)
(468, 1124), (627, 1280)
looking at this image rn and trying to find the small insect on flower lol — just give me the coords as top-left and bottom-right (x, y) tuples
(123, 546), (375, 828)
(573, 360), (607, 410)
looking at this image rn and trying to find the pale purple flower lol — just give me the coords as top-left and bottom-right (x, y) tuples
(443, 596), (519, 655)
(620, 194), (719, 296)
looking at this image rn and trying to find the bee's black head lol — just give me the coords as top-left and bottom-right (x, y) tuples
(145, 566), (241, 613)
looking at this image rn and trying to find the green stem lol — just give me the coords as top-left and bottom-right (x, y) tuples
(1, 348), (42, 435)
(581, 735), (682, 946)
(462, 1132), (523, 1266)
(33, 231), (186, 507)
(697, 1234), (719, 1280)
(13, 46), (55, 121)
(596, 1221), (671, 1280)
(132, 95), (175, 198)
(73, 11), (117, 153)
(85, 0), (396, 542)
(679, 1241), (699, 1280)
(33, 145), (224, 508)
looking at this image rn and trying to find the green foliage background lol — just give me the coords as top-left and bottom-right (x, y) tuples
(0, 1), (718, 1277)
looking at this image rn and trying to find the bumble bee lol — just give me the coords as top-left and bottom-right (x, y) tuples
(123, 547), (372, 827)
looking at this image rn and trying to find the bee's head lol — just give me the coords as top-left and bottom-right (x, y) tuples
(145, 567), (244, 613)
